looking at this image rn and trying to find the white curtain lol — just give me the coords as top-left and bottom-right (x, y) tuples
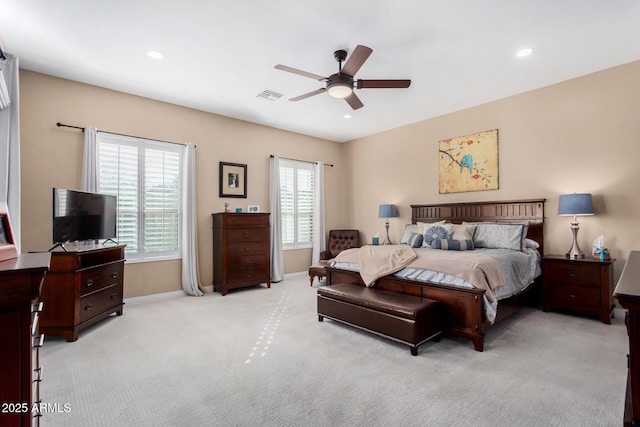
(269, 155), (284, 282)
(311, 161), (326, 265)
(0, 52), (20, 251)
(181, 143), (203, 296)
(81, 126), (98, 192)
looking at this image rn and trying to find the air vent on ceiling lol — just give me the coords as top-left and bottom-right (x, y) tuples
(257, 89), (283, 101)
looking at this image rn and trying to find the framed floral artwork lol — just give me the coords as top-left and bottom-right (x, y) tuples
(219, 162), (247, 198)
(438, 129), (498, 194)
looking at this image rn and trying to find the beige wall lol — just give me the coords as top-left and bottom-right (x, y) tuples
(344, 60), (640, 281)
(19, 71), (349, 297)
(19, 60), (640, 297)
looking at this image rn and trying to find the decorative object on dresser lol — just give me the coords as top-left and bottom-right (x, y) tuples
(613, 251), (640, 426)
(0, 202), (18, 262)
(219, 162), (247, 198)
(0, 252), (50, 427)
(378, 204), (397, 245)
(557, 193), (594, 259)
(39, 244), (125, 342)
(212, 212), (270, 295)
(542, 254), (615, 324)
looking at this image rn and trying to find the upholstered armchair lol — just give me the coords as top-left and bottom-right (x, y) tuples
(309, 229), (360, 286)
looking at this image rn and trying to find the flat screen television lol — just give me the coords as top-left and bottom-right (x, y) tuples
(52, 188), (117, 244)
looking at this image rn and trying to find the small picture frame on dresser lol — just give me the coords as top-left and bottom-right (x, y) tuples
(248, 205), (260, 213)
(0, 202), (18, 262)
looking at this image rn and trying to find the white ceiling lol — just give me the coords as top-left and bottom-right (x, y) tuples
(2, 1), (640, 143)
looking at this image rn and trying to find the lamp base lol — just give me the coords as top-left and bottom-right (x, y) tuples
(565, 222), (585, 259)
(383, 220), (392, 245)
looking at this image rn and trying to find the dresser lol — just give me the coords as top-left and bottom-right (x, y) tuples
(542, 255), (615, 324)
(0, 252), (50, 427)
(40, 245), (125, 342)
(614, 251), (640, 426)
(212, 213), (270, 295)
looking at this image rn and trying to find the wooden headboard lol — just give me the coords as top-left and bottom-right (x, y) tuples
(411, 199), (546, 255)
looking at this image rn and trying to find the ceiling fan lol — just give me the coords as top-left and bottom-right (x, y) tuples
(274, 45), (411, 110)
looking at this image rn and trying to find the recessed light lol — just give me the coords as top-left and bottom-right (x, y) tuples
(516, 48), (533, 58)
(343, 114), (352, 119)
(147, 51), (164, 60)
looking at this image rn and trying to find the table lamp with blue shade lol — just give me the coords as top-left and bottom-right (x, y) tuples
(378, 204), (398, 245)
(558, 193), (594, 259)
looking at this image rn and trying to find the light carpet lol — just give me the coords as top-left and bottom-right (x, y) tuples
(40, 274), (628, 427)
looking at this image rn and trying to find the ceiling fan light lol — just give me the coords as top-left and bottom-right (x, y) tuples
(327, 82), (353, 99)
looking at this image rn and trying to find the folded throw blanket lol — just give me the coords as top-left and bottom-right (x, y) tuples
(333, 245), (417, 286)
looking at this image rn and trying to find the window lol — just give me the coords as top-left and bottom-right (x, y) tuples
(96, 132), (182, 261)
(279, 159), (314, 249)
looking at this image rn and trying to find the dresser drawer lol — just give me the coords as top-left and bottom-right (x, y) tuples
(228, 253), (268, 268)
(79, 261), (124, 295)
(227, 267), (268, 285)
(227, 227), (266, 242)
(228, 241), (267, 256)
(549, 283), (601, 309)
(546, 262), (601, 288)
(225, 214), (268, 227)
(79, 283), (122, 323)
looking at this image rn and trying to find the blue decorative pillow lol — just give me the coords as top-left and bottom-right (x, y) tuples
(423, 225), (449, 247)
(406, 232), (423, 248)
(431, 239), (474, 251)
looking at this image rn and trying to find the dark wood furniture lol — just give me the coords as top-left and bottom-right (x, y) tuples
(318, 283), (442, 356)
(613, 250), (640, 426)
(212, 213), (270, 295)
(309, 229), (360, 286)
(0, 252), (50, 427)
(326, 199), (545, 352)
(542, 255), (615, 324)
(40, 245), (125, 342)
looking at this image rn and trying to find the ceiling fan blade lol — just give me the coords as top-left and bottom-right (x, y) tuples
(341, 45), (373, 77)
(344, 92), (364, 110)
(274, 64), (326, 81)
(290, 88), (326, 101)
(357, 79), (411, 89)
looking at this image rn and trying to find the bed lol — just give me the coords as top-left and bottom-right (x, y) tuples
(325, 199), (545, 352)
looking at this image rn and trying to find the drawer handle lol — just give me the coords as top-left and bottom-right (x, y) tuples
(110, 293), (118, 300)
(34, 334), (45, 348)
(569, 293), (579, 299)
(243, 233), (251, 237)
(245, 247), (251, 251)
(86, 279), (94, 287)
(568, 271), (580, 277)
(245, 273), (253, 278)
(111, 272), (118, 279)
(245, 259), (253, 264)
(33, 366), (43, 383)
(85, 304), (94, 311)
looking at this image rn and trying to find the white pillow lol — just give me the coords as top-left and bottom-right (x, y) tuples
(416, 220), (445, 235)
(450, 224), (476, 241)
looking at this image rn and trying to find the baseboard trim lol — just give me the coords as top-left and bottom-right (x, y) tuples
(124, 290), (187, 305)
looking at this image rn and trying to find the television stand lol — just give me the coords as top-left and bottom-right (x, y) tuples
(39, 245), (126, 341)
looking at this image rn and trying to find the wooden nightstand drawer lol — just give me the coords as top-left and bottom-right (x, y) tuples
(549, 284), (600, 309)
(546, 262), (600, 288)
(227, 227), (266, 242)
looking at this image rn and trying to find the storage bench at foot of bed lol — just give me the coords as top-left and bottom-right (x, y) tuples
(317, 283), (443, 356)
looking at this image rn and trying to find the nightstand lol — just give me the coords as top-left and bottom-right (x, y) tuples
(542, 255), (615, 324)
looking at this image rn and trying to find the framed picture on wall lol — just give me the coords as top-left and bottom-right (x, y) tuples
(0, 202), (18, 262)
(219, 162), (247, 198)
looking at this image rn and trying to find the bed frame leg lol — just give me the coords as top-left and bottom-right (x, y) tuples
(410, 346), (418, 356)
(318, 315), (324, 322)
(472, 334), (485, 352)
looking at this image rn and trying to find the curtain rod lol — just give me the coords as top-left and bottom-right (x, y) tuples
(56, 122), (189, 147)
(270, 154), (334, 167)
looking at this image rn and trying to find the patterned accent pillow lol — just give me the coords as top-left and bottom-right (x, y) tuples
(416, 220), (446, 235)
(422, 225), (449, 247)
(406, 232), (423, 248)
(450, 224), (476, 241)
(431, 239), (474, 251)
(471, 223), (526, 251)
(400, 224), (419, 245)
